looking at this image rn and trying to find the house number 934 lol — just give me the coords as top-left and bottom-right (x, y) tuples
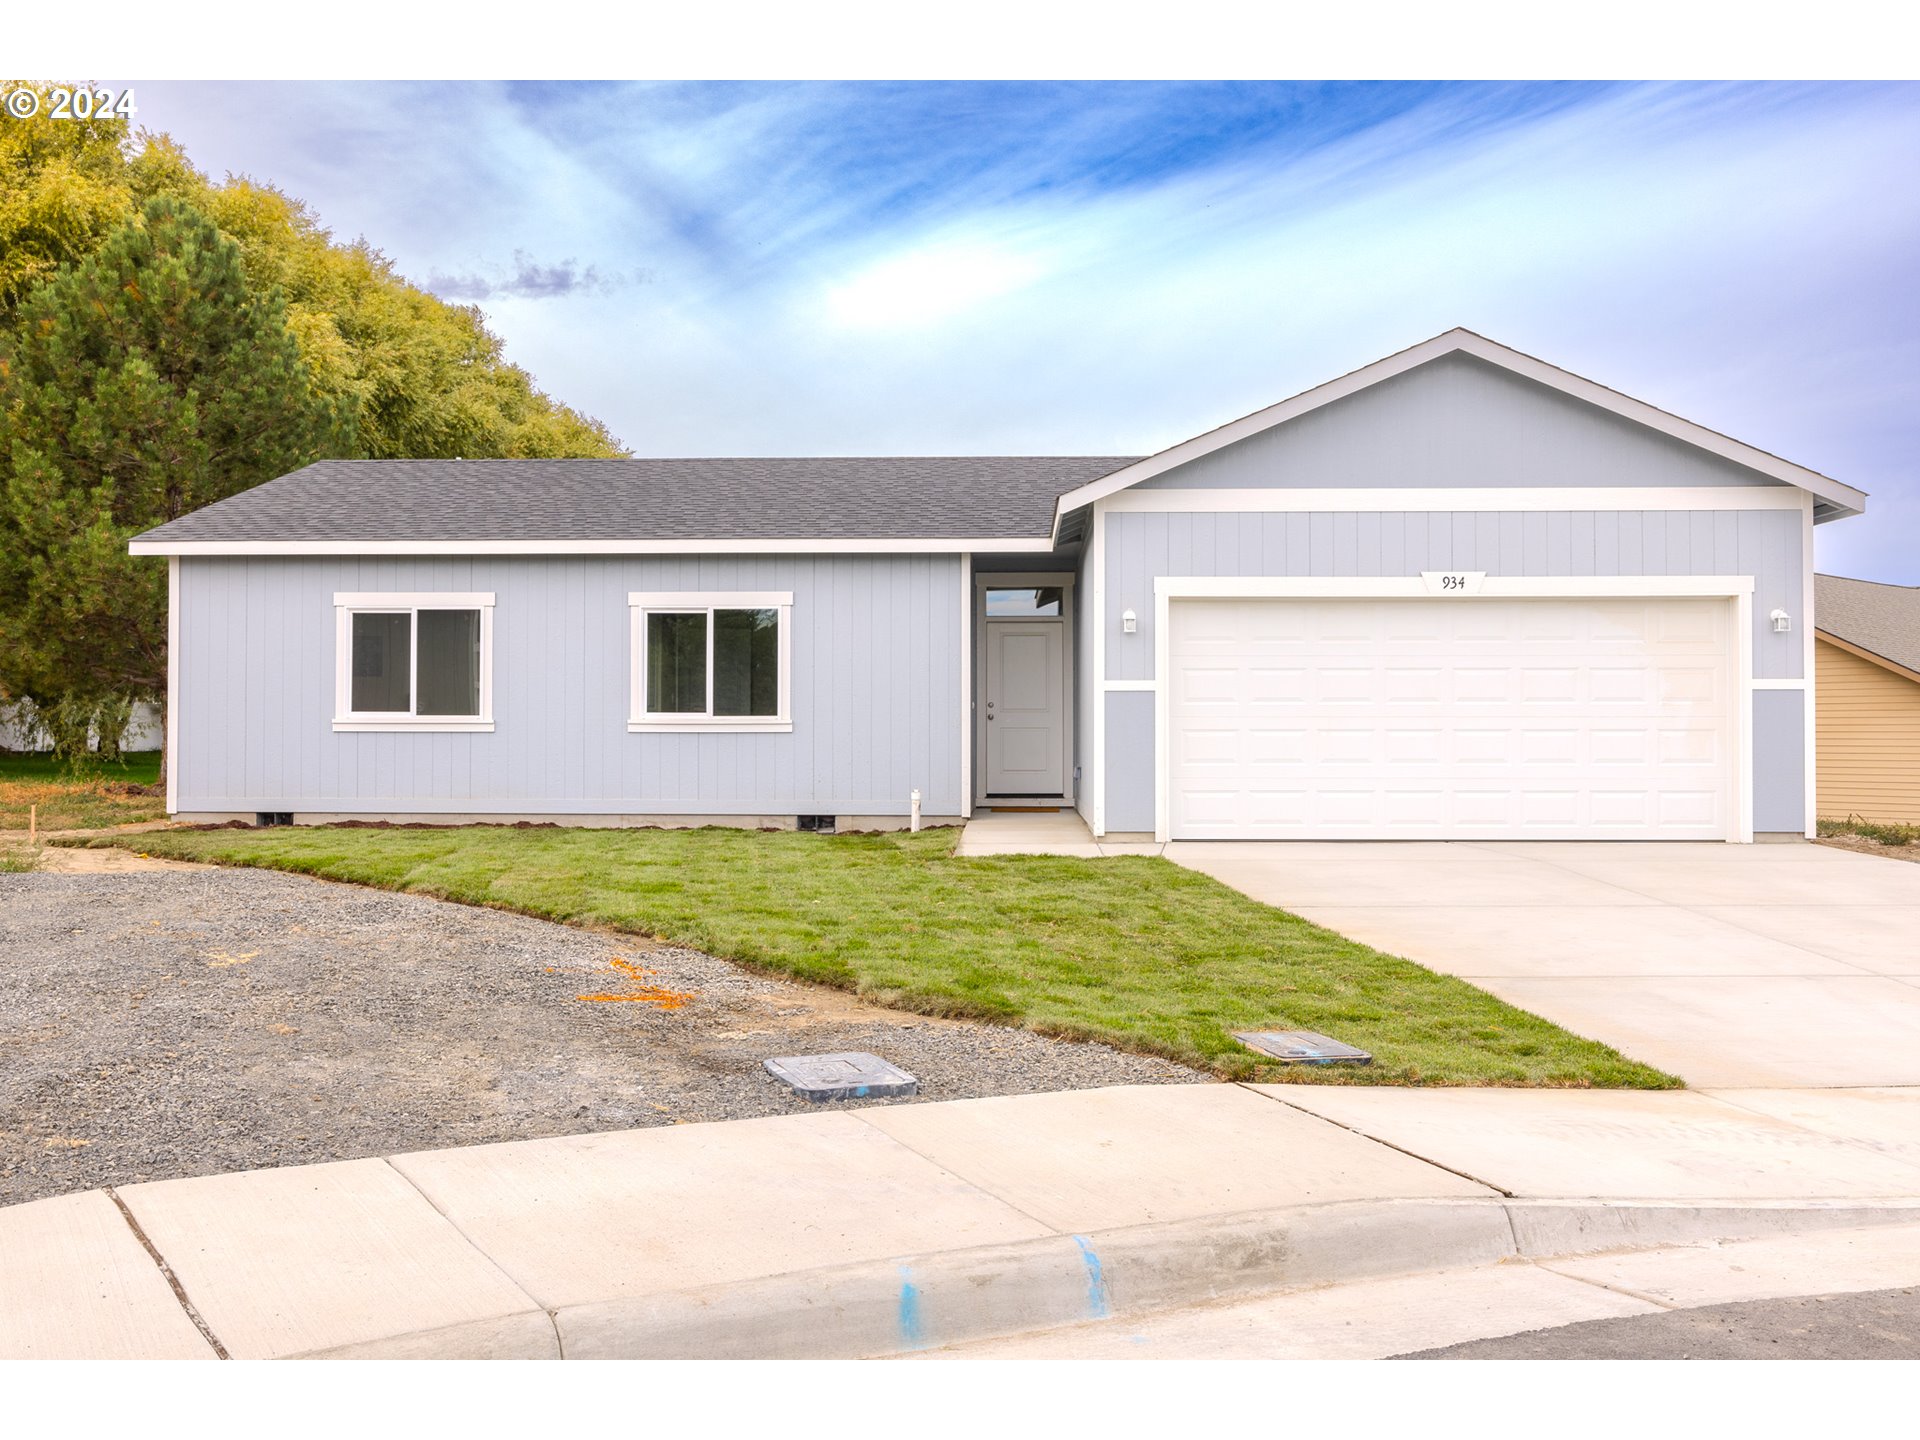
(1421, 570), (1486, 595)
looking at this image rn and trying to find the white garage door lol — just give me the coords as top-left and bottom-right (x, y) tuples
(1166, 596), (1737, 840)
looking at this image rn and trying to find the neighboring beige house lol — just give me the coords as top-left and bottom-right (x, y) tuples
(1815, 574), (1920, 824)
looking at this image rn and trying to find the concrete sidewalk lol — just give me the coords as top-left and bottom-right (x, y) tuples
(5, 1082), (1920, 1360)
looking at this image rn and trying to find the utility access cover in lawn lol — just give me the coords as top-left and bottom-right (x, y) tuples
(0, 869), (1202, 1206)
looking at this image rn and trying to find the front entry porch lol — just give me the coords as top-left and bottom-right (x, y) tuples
(956, 809), (1164, 858)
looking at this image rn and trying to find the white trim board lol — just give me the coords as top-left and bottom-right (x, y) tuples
(131, 536), (1054, 557)
(165, 556), (178, 816)
(1099, 486), (1810, 514)
(1050, 328), (1866, 537)
(972, 570), (1076, 807)
(626, 590), (792, 608)
(336, 591), (495, 608)
(1802, 493), (1817, 837)
(1090, 501), (1107, 835)
(1151, 575), (1757, 600)
(1150, 575), (1758, 845)
(958, 552), (972, 820)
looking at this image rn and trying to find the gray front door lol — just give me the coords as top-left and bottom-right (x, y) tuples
(984, 620), (1065, 795)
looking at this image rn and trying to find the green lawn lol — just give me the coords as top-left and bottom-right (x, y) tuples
(0, 752), (166, 830)
(81, 824), (1678, 1088)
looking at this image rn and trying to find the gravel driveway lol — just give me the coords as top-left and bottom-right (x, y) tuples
(0, 866), (1204, 1206)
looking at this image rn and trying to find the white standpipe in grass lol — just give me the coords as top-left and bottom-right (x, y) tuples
(910, 789), (921, 832)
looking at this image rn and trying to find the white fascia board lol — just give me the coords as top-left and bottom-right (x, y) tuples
(1100, 487), (1810, 514)
(1154, 575), (1757, 599)
(131, 536), (1054, 557)
(1048, 328), (1867, 538)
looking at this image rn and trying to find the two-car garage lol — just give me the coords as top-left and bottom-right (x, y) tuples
(1162, 587), (1743, 841)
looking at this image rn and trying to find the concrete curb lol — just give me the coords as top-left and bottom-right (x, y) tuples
(333, 1196), (1920, 1360)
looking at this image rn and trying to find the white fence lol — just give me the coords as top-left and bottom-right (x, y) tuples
(0, 700), (164, 753)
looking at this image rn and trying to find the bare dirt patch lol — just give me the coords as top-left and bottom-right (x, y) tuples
(1816, 835), (1920, 866)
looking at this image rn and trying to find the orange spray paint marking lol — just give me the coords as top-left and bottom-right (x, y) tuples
(577, 956), (694, 1010)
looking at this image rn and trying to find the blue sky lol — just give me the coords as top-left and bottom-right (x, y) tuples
(130, 80), (1920, 580)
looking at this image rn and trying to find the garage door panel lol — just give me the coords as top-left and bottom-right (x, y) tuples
(1520, 729), (1581, 766)
(1658, 728), (1721, 766)
(1167, 596), (1735, 841)
(1589, 728), (1651, 765)
(1659, 666), (1720, 703)
(1520, 667), (1580, 703)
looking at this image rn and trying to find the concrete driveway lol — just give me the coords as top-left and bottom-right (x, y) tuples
(1166, 841), (1920, 1088)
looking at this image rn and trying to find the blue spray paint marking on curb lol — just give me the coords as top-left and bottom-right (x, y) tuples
(897, 1265), (927, 1348)
(1072, 1235), (1112, 1319)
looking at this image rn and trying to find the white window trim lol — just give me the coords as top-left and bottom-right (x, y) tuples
(333, 592), (495, 732)
(627, 591), (793, 733)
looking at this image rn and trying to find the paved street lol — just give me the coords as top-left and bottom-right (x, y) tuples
(1400, 1286), (1920, 1359)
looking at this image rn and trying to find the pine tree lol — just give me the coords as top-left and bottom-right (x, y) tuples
(0, 195), (353, 767)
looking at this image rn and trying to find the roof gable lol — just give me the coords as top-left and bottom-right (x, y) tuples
(1049, 329), (1867, 534)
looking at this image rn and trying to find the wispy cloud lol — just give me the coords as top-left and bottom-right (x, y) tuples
(424, 250), (645, 301)
(128, 80), (1920, 581)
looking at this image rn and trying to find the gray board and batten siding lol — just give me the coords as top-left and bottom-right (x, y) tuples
(1102, 508), (1807, 683)
(1097, 509), (1810, 835)
(1092, 355), (1817, 835)
(1135, 354), (1797, 492)
(174, 554), (964, 820)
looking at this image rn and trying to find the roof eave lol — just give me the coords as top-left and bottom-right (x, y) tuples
(128, 535), (1057, 558)
(1046, 328), (1870, 535)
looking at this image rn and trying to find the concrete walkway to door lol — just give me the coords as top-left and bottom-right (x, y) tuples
(1168, 840), (1920, 1089)
(956, 810), (1163, 858)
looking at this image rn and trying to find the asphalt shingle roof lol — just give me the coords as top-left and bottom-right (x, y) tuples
(131, 457), (1141, 545)
(1817, 574), (1920, 676)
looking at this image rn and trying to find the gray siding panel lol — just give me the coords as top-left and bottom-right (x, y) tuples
(1099, 504), (1807, 838)
(176, 554), (963, 816)
(1139, 354), (1794, 492)
(1104, 508), (1803, 683)
(1104, 691), (1155, 833)
(1752, 689), (1808, 833)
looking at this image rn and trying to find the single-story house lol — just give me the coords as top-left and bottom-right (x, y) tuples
(1813, 574), (1920, 824)
(129, 329), (1866, 842)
